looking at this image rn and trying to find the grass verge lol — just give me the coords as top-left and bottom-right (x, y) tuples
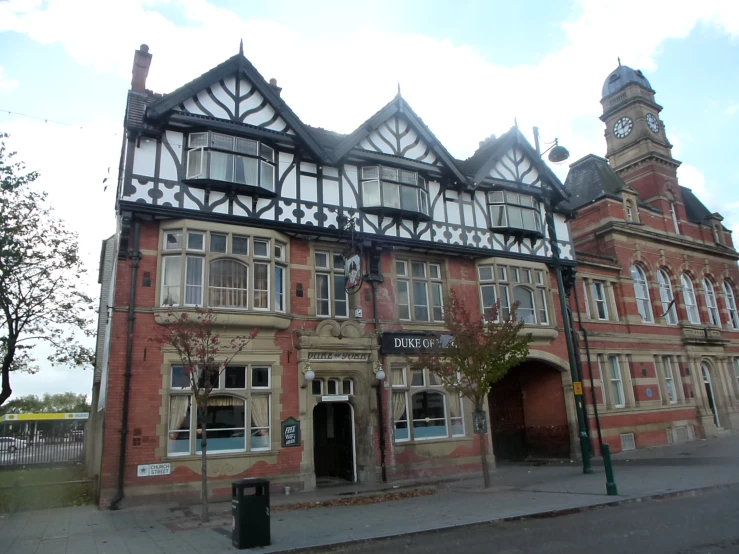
(0, 465), (93, 512)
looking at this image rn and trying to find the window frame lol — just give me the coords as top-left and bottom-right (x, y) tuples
(487, 191), (543, 236)
(167, 364), (273, 457)
(662, 356), (677, 404)
(591, 281), (609, 321)
(360, 165), (430, 219)
(607, 355), (626, 408)
(478, 263), (549, 326)
(669, 201), (680, 234)
(703, 278), (721, 327)
(657, 270), (677, 325)
(631, 265), (654, 323)
(723, 281), (739, 330)
(315, 250), (349, 319)
(185, 131), (276, 194)
(681, 274), (701, 324)
(396, 259), (444, 323)
(159, 227), (287, 314)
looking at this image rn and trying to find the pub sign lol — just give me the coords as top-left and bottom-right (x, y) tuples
(380, 331), (453, 355)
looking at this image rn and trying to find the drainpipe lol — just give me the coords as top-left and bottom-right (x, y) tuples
(109, 219), (141, 510)
(367, 249), (387, 482)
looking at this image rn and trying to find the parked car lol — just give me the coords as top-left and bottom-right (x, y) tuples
(0, 437), (27, 453)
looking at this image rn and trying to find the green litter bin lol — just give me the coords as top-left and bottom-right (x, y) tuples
(231, 478), (270, 549)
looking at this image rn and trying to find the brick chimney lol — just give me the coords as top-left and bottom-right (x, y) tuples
(131, 44), (152, 92)
(268, 78), (282, 97)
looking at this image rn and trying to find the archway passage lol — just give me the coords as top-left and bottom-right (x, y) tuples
(313, 403), (354, 485)
(488, 360), (570, 461)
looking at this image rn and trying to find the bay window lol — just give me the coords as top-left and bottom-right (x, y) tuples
(361, 166), (429, 218)
(160, 227), (286, 313)
(487, 191), (542, 235)
(185, 132), (275, 193)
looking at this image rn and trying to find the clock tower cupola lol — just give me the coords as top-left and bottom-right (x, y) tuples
(600, 60), (679, 177)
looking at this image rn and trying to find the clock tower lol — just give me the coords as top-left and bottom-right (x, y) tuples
(600, 61), (681, 204)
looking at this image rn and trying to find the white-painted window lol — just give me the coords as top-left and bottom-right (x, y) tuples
(592, 281), (609, 320)
(681, 275), (700, 324)
(488, 191), (541, 234)
(361, 166), (429, 216)
(397, 259), (444, 322)
(582, 282), (591, 319)
(723, 282), (739, 329)
(186, 132), (275, 192)
(703, 278), (721, 327)
(315, 251), (348, 318)
(662, 356), (677, 404)
(657, 270), (678, 325)
(631, 265), (653, 323)
(608, 355), (626, 408)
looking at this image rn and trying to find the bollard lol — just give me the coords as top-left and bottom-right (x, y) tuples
(601, 443), (618, 496)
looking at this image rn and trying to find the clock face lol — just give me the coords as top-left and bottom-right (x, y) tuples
(613, 117), (633, 138)
(646, 113), (660, 133)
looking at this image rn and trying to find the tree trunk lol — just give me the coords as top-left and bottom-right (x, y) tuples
(0, 337), (16, 407)
(476, 401), (491, 489)
(200, 408), (209, 523)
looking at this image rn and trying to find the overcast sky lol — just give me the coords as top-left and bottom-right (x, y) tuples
(1, 0), (738, 400)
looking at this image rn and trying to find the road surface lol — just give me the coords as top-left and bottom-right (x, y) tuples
(331, 488), (739, 554)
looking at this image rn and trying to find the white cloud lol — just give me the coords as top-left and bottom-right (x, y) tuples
(726, 105), (739, 116)
(0, 66), (19, 91)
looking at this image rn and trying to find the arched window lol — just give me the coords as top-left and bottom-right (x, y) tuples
(513, 286), (536, 324)
(681, 275), (700, 324)
(703, 278), (721, 327)
(724, 282), (739, 329)
(669, 201), (680, 234)
(657, 270), (677, 324)
(631, 265), (653, 323)
(411, 391), (447, 440)
(209, 259), (249, 308)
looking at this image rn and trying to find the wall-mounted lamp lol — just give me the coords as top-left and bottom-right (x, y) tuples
(301, 361), (315, 388)
(373, 360), (386, 381)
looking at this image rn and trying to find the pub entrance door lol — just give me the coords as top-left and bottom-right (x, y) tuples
(313, 402), (355, 484)
(488, 373), (527, 461)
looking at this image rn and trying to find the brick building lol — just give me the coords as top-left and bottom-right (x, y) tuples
(565, 63), (739, 453)
(90, 44), (584, 506)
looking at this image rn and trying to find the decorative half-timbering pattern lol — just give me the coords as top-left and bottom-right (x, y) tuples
(176, 76), (291, 133)
(120, 136), (572, 260)
(489, 147), (542, 186)
(358, 116), (438, 165)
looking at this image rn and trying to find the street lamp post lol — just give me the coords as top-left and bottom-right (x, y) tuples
(543, 198), (592, 474)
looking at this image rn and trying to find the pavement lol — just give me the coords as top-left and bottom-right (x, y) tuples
(1, 434), (738, 554)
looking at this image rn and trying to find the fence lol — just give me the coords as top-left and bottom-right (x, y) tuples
(0, 419), (85, 469)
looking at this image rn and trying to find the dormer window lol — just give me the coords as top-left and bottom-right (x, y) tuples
(487, 191), (542, 236)
(185, 132), (275, 194)
(361, 166), (429, 219)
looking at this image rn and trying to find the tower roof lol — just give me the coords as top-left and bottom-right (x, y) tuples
(602, 63), (652, 97)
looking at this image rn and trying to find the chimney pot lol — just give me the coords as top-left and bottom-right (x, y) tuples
(268, 77), (282, 97)
(131, 44), (153, 92)
(269, 78), (277, 86)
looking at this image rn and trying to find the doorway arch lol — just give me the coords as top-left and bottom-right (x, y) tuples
(488, 359), (571, 461)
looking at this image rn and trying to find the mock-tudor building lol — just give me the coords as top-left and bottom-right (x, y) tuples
(565, 63), (739, 453)
(90, 44), (585, 505)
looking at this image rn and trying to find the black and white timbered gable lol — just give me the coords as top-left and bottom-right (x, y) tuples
(119, 50), (574, 261)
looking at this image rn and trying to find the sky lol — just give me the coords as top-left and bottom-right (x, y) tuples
(0, 0), (738, 399)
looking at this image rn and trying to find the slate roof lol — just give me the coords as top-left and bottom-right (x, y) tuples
(602, 64), (653, 97)
(305, 125), (347, 153)
(563, 154), (624, 210)
(564, 153), (717, 226)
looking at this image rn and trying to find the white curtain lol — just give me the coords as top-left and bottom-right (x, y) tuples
(169, 396), (190, 431)
(251, 395), (269, 429)
(391, 367), (405, 386)
(447, 393), (461, 419)
(392, 392), (407, 422)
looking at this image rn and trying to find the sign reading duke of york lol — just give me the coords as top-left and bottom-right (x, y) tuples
(380, 332), (453, 355)
(306, 351), (370, 362)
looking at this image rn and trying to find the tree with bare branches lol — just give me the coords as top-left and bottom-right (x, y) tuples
(0, 134), (94, 407)
(411, 292), (531, 488)
(154, 308), (257, 522)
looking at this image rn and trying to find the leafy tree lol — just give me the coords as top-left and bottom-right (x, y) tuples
(0, 134), (95, 407)
(410, 292), (531, 488)
(154, 308), (256, 523)
(0, 392), (91, 415)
